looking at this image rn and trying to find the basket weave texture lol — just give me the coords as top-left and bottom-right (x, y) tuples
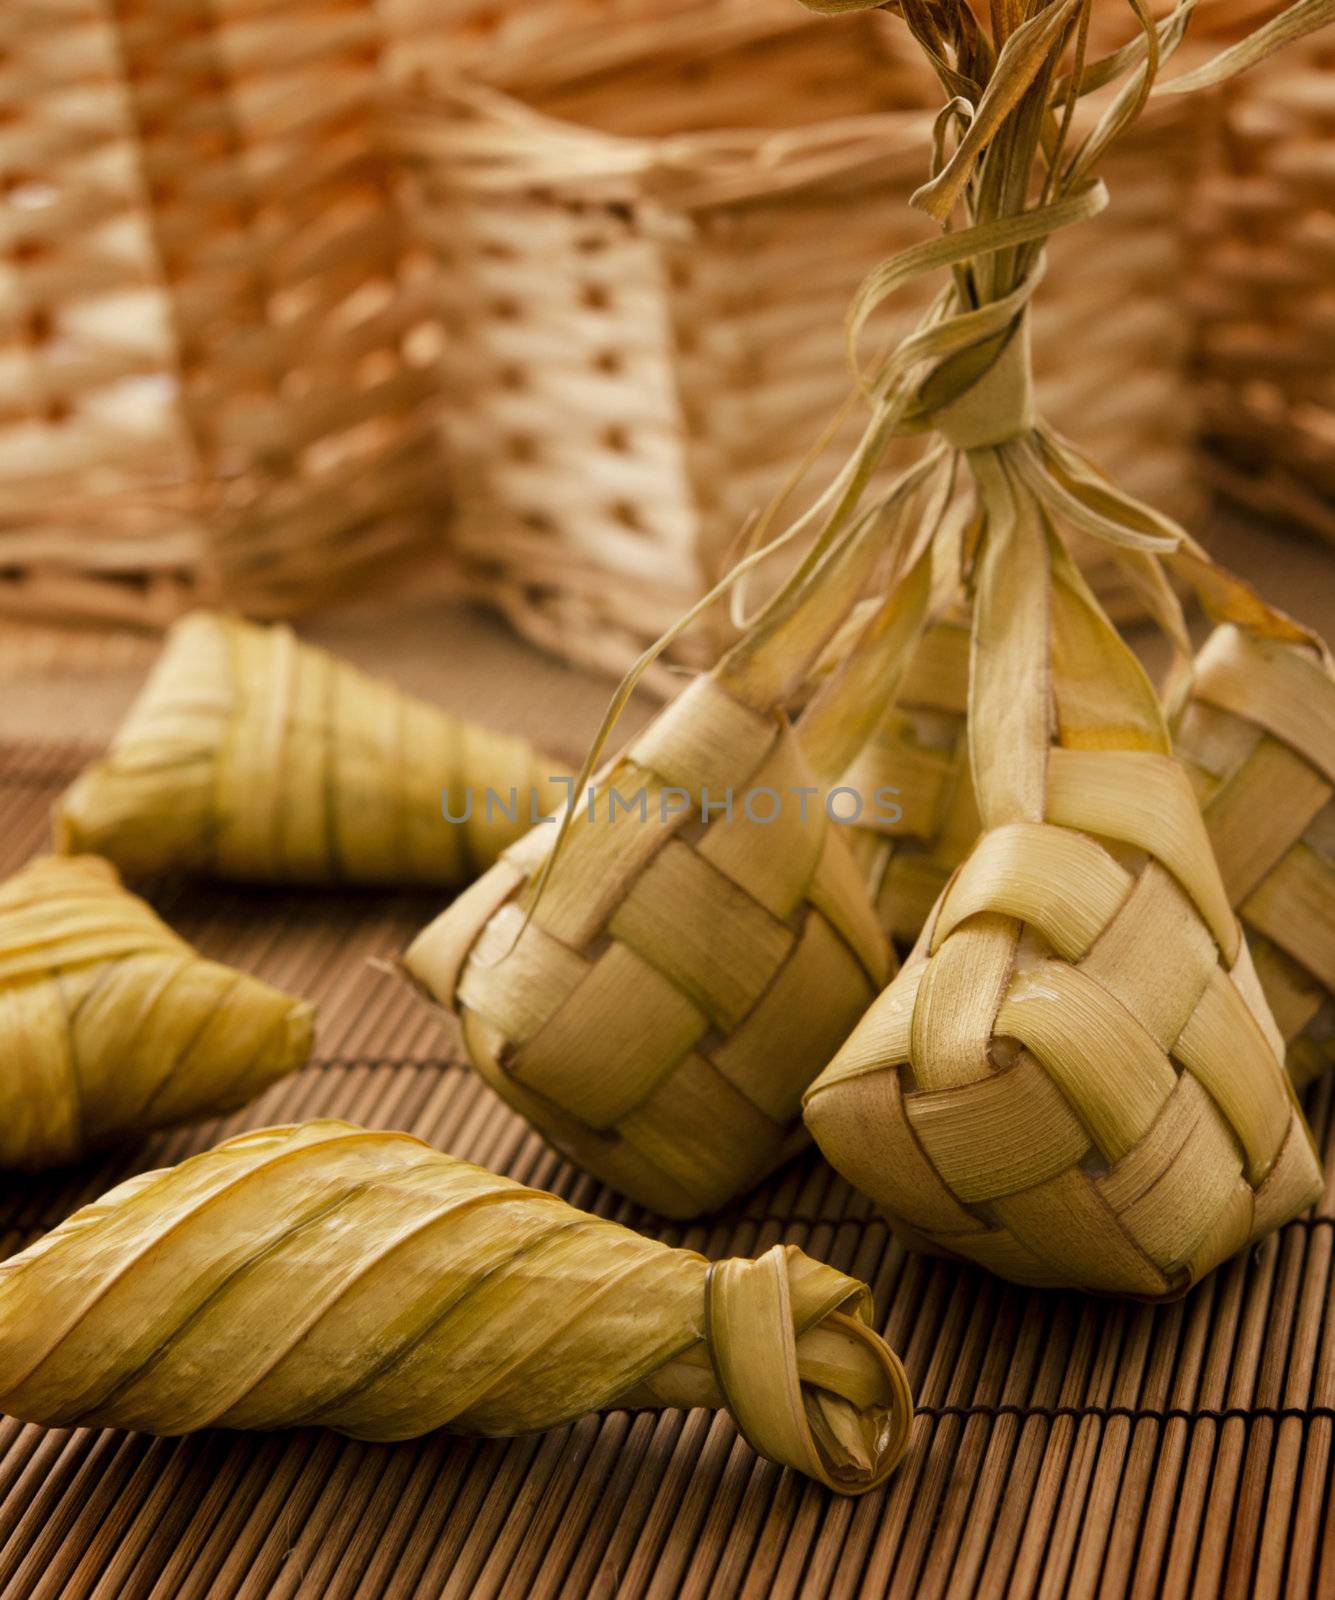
(803, 429), (1323, 1297)
(394, 1), (1205, 681)
(807, 763), (1322, 1298)
(0, 0), (447, 627)
(842, 614), (976, 952)
(1193, 13), (1335, 544)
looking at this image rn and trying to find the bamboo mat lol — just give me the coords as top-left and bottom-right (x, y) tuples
(1, 539), (1334, 1597)
(0, 747), (1332, 1599)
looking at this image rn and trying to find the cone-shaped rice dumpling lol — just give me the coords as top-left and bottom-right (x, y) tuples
(0, 855), (313, 1170)
(0, 1120), (913, 1495)
(1176, 623), (1335, 1090)
(54, 612), (565, 885)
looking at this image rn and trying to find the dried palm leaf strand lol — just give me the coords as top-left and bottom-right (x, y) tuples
(0, 856), (313, 1171)
(54, 612), (564, 886)
(0, 1120), (913, 1495)
(1175, 622), (1335, 1089)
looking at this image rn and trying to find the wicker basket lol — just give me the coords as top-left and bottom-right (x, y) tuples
(395, 1), (1207, 682)
(1192, 11), (1335, 545)
(0, 0), (449, 628)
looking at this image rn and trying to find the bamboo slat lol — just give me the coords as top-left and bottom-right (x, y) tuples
(0, 741), (1331, 1598)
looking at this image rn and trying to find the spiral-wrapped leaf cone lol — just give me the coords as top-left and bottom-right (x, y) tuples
(0, 856), (313, 1170)
(405, 674), (891, 1218)
(54, 612), (564, 885)
(0, 1120), (913, 1495)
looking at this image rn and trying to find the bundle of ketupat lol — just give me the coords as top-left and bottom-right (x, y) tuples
(0, 1120), (913, 1495)
(795, 0), (1331, 1296)
(405, 0), (1334, 1245)
(0, 856), (313, 1170)
(54, 612), (565, 886)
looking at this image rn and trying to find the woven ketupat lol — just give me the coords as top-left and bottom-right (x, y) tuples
(0, 855), (313, 1171)
(841, 615), (1335, 1095)
(805, 505), (1323, 1297)
(841, 613), (976, 951)
(1175, 623), (1335, 1090)
(406, 671), (889, 1217)
(54, 612), (564, 885)
(0, 1119), (913, 1495)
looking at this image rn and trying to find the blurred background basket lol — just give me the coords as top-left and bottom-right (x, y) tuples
(394, 0), (1208, 682)
(1192, 9), (1335, 547)
(0, 0), (449, 629)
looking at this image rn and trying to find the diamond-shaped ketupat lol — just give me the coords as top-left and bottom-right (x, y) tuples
(405, 670), (891, 1218)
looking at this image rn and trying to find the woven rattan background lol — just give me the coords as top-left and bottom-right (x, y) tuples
(1, 536), (1333, 1597)
(0, 0), (449, 627)
(1193, 22), (1335, 548)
